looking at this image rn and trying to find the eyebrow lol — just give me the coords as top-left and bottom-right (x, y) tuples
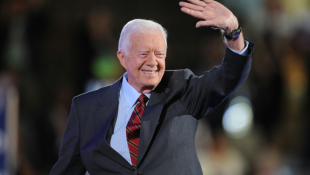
(138, 50), (166, 53)
(156, 50), (166, 53)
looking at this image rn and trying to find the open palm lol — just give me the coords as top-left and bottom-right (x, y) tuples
(179, 0), (238, 33)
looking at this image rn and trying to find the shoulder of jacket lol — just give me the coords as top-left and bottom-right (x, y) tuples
(162, 69), (195, 85)
(73, 84), (112, 104)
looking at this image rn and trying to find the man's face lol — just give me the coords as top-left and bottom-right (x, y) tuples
(117, 30), (166, 93)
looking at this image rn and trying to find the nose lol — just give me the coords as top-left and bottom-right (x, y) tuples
(146, 53), (158, 67)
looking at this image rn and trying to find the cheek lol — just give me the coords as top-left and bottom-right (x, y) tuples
(127, 61), (139, 72)
(159, 61), (165, 71)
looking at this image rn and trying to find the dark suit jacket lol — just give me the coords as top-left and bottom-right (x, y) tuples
(50, 42), (254, 175)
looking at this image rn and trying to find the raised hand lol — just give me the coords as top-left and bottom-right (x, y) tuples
(179, 0), (238, 34)
(179, 0), (245, 51)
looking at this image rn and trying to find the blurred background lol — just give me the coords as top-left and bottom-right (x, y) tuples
(0, 0), (309, 174)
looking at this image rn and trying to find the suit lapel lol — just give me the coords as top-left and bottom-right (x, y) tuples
(95, 77), (133, 170)
(137, 86), (169, 166)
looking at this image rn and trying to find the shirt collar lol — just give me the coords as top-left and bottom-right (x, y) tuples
(121, 72), (151, 108)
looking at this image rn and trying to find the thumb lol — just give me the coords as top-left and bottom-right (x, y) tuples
(196, 20), (214, 28)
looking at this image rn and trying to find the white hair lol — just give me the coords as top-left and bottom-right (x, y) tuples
(118, 19), (168, 54)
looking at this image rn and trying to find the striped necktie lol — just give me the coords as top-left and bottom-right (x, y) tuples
(126, 94), (148, 169)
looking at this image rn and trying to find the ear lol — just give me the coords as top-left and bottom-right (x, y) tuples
(117, 51), (127, 70)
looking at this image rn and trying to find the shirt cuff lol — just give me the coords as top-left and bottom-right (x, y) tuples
(227, 40), (249, 56)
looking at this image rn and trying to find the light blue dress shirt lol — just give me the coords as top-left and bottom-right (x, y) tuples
(229, 40), (249, 55)
(110, 73), (151, 165)
(109, 42), (249, 165)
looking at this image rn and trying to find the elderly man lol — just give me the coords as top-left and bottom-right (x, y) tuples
(50, 0), (253, 174)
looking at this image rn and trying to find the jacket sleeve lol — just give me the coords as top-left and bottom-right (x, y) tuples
(50, 97), (86, 175)
(180, 41), (254, 119)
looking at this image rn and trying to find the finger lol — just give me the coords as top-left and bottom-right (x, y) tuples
(187, 0), (207, 7)
(181, 7), (204, 19)
(179, 2), (204, 11)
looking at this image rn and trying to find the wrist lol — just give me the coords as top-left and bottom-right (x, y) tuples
(225, 32), (245, 51)
(224, 15), (238, 33)
(223, 25), (242, 40)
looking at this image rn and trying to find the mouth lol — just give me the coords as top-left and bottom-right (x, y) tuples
(142, 70), (157, 74)
(141, 69), (159, 77)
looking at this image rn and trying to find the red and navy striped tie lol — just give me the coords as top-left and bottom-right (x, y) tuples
(126, 94), (148, 169)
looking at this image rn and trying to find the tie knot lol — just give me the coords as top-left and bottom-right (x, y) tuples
(138, 94), (148, 104)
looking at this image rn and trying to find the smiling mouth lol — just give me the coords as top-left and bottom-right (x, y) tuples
(142, 70), (157, 74)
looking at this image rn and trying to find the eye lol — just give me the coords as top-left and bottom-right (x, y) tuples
(139, 52), (148, 57)
(156, 53), (165, 58)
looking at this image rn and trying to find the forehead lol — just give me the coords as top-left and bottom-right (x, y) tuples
(129, 31), (166, 49)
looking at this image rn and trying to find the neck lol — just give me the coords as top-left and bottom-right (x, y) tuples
(125, 76), (154, 94)
(139, 88), (153, 94)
